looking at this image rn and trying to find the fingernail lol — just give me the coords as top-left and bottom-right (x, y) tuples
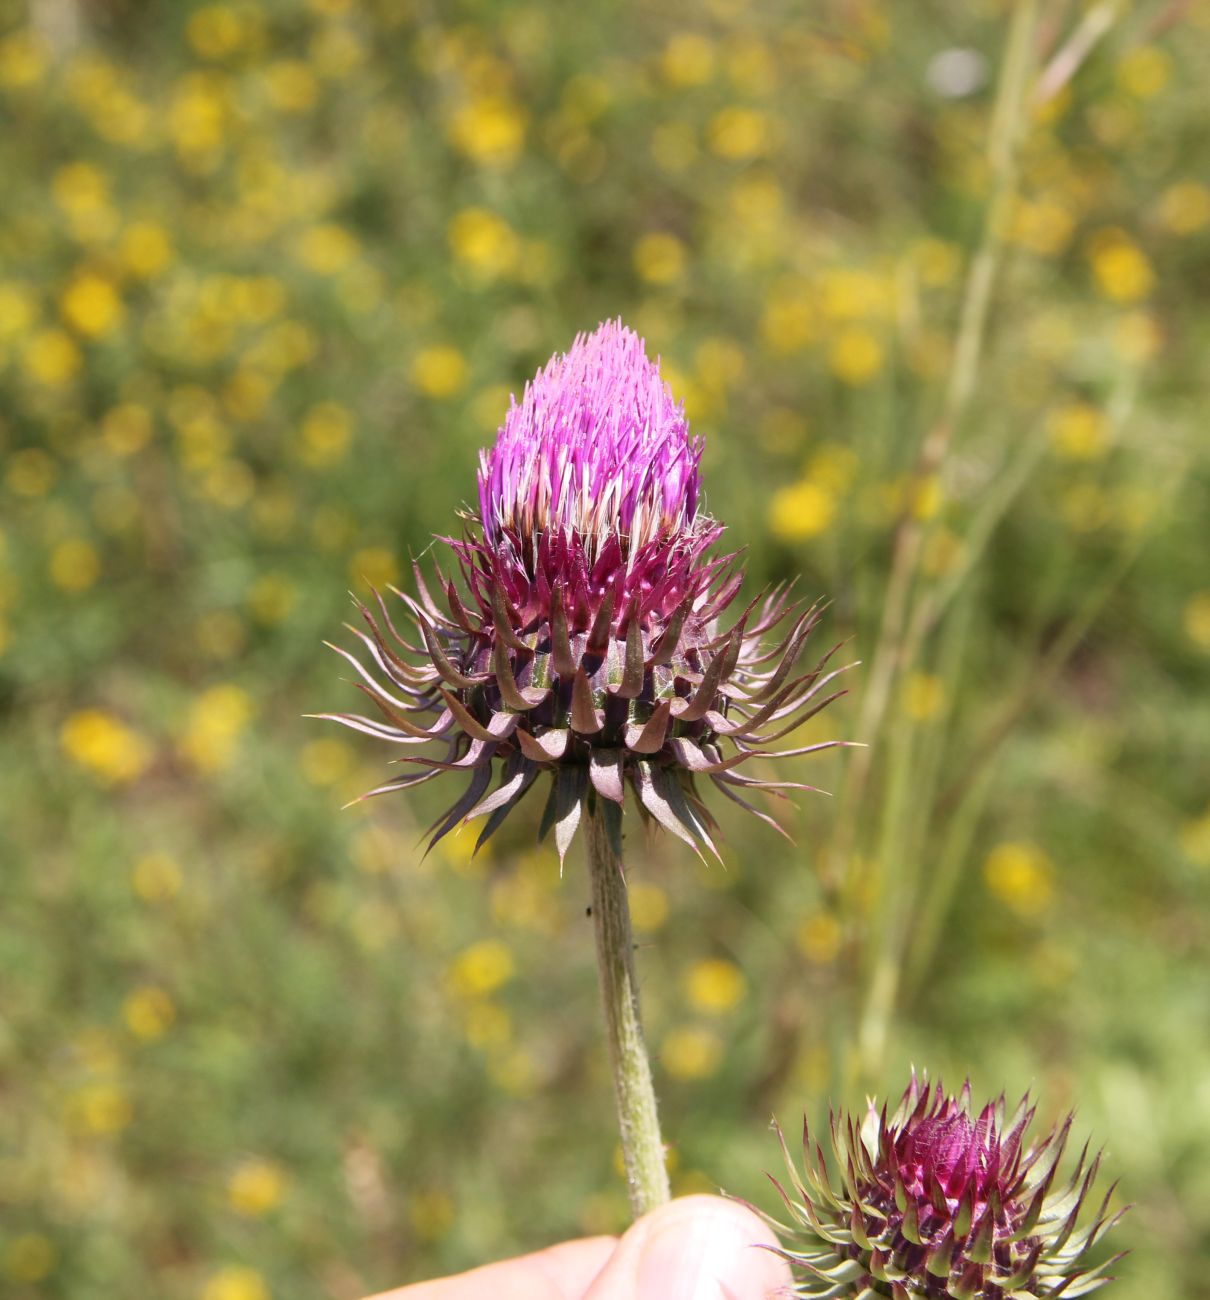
(635, 1201), (788, 1300)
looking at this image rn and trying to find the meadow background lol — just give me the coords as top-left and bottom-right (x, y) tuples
(2, 0), (1209, 1296)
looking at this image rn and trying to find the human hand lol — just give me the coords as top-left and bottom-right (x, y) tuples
(370, 1193), (792, 1299)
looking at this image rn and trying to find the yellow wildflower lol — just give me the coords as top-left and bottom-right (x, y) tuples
(707, 106), (772, 160)
(449, 97), (527, 167)
(61, 272), (123, 338)
(50, 539), (101, 592)
(902, 672), (945, 721)
(180, 685), (253, 773)
(1086, 230), (1154, 302)
(1047, 402), (1108, 460)
(228, 1159), (286, 1217)
(1115, 45), (1171, 99)
(411, 345), (467, 398)
(1157, 181), (1210, 236)
(661, 1026), (723, 1080)
(123, 986), (176, 1040)
(983, 842), (1054, 919)
(1183, 592), (1210, 652)
(446, 940), (515, 999)
(448, 208), (520, 280)
(120, 222), (173, 278)
(769, 480), (835, 541)
(202, 1266), (270, 1300)
(628, 882), (669, 932)
(633, 232), (687, 285)
(662, 33), (715, 86)
(62, 710), (151, 784)
(828, 328), (884, 384)
(131, 853), (183, 903)
(24, 329), (81, 386)
(685, 958), (746, 1014)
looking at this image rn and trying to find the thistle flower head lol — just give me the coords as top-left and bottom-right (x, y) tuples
(478, 320), (702, 560)
(317, 320), (851, 863)
(767, 1072), (1125, 1299)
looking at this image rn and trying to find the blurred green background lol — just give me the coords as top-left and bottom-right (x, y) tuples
(2, 0), (1209, 1296)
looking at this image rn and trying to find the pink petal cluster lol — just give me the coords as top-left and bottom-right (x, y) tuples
(478, 320), (703, 559)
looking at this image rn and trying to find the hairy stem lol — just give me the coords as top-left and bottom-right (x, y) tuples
(586, 802), (670, 1218)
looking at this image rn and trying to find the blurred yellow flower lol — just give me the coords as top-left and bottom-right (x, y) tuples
(61, 272), (123, 338)
(707, 106), (772, 160)
(662, 33), (715, 86)
(902, 672), (945, 722)
(448, 207), (520, 280)
(181, 685), (253, 773)
(769, 479), (835, 541)
(0, 282), (36, 341)
(264, 60), (318, 112)
(228, 1159), (286, 1217)
(24, 329), (81, 386)
(1012, 198), (1075, 257)
(1179, 809), (1210, 867)
(412, 345), (468, 398)
(1157, 180), (1210, 236)
(685, 958), (746, 1014)
(0, 30), (50, 88)
(827, 328), (884, 385)
(1183, 592), (1210, 652)
(760, 279), (815, 353)
(65, 1081), (133, 1135)
(628, 881), (669, 932)
(62, 710), (151, 784)
(311, 25), (365, 79)
(449, 96), (527, 167)
(187, 5), (261, 59)
(123, 986), (176, 1040)
(51, 539), (101, 592)
(4, 1234), (55, 1283)
(293, 223), (358, 275)
(983, 842), (1054, 919)
(349, 545), (399, 592)
(131, 853), (184, 903)
(299, 401), (354, 467)
(1086, 230), (1154, 303)
(446, 939), (515, 999)
(1115, 45), (1172, 99)
(797, 912), (841, 965)
(820, 268), (893, 321)
(202, 1266), (270, 1300)
(660, 1026), (722, 1080)
(120, 221), (174, 278)
(633, 232), (687, 285)
(102, 403), (155, 455)
(1047, 402), (1109, 460)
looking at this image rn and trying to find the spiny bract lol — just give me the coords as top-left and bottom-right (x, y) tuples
(766, 1072), (1125, 1300)
(317, 320), (851, 862)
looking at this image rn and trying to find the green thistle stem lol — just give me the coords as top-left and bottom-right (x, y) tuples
(586, 801), (670, 1218)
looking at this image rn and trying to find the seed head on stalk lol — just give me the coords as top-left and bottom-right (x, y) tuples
(765, 1072), (1126, 1299)
(314, 320), (851, 862)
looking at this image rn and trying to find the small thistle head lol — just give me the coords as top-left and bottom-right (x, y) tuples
(317, 320), (851, 863)
(767, 1072), (1126, 1299)
(477, 320), (703, 560)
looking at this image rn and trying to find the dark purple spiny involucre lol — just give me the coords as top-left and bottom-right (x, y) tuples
(767, 1072), (1125, 1299)
(318, 320), (850, 862)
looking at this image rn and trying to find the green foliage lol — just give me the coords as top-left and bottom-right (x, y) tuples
(1, 1), (1208, 1297)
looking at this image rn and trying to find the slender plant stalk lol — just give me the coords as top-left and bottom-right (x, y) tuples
(586, 802), (670, 1217)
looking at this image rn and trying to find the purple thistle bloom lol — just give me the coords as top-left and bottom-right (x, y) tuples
(317, 320), (851, 862)
(766, 1072), (1126, 1299)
